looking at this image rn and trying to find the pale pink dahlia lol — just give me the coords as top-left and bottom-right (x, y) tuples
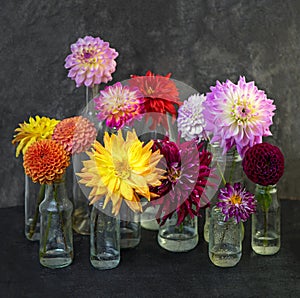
(52, 116), (97, 155)
(64, 36), (118, 87)
(94, 82), (144, 129)
(203, 76), (276, 157)
(177, 93), (208, 141)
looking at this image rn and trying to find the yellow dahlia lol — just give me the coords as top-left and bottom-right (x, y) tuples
(52, 116), (97, 155)
(12, 115), (60, 157)
(23, 139), (70, 184)
(77, 130), (165, 215)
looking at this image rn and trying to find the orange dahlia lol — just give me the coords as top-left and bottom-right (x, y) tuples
(23, 139), (70, 184)
(52, 116), (97, 155)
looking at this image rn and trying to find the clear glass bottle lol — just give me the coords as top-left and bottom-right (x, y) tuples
(39, 179), (73, 269)
(157, 213), (198, 252)
(72, 172), (91, 235)
(209, 206), (242, 267)
(90, 200), (120, 270)
(252, 184), (280, 255)
(25, 174), (45, 241)
(120, 203), (141, 249)
(204, 145), (243, 242)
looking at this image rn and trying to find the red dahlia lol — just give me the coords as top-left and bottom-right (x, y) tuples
(129, 71), (181, 130)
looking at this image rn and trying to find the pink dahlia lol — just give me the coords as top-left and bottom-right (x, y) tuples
(217, 182), (256, 223)
(94, 82), (144, 129)
(64, 36), (118, 87)
(52, 116), (97, 155)
(203, 76), (276, 157)
(148, 138), (214, 225)
(242, 142), (284, 186)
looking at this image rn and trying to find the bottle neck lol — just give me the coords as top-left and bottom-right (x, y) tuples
(44, 180), (67, 203)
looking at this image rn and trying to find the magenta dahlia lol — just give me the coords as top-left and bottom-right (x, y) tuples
(203, 76), (276, 157)
(148, 137), (214, 225)
(217, 182), (256, 223)
(242, 142), (284, 186)
(94, 82), (144, 129)
(64, 36), (118, 87)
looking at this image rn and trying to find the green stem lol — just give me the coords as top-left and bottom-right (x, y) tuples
(53, 184), (68, 250)
(219, 221), (229, 246)
(263, 209), (268, 247)
(228, 148), (237, 184)
(217, 162), (227, 186)
(43, 212), (52, 253)
(28, 184), (45, 239)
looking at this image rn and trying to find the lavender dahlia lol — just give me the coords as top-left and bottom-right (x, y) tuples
(65, 36), (118, 87)
(94, 82), (144, 129)
(217, 182), (256, 223)
(203, 76), (276, 157)
(177, 93), (208, 141)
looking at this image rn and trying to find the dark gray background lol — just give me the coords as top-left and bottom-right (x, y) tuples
(1, 0), (299, 207)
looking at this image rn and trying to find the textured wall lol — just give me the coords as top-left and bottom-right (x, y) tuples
(1, 0), (300, 207)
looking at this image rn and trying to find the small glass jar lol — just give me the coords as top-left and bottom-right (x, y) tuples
(204, 145), (243, 242)
(157, 213), (198, 252)
(39, 179), (74, 269)
(25, 174), (45, 241)
(209, 206), (242, 267)
(90, 200), (120, 270)
(251, 184), (280, 255)
(119, 203), (141, 249)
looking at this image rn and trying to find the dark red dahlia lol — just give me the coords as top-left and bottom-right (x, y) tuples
(129, 71), (181, 130)
(242, 143), (284, 186)
(148, 137), (214, 225)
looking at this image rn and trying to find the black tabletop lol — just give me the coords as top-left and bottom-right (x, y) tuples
(1, 200), (299, 298)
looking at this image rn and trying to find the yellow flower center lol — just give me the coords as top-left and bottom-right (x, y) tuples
(230, 195), (242, 205)
(114, 160), (130, 179)
(147, 87), (155, 95)
(231, 96), (258, 124)
(168, 167), (181, 183)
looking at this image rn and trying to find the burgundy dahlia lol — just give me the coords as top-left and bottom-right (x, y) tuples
(148, 137), (214, 225)
(242, 143), (284, 186)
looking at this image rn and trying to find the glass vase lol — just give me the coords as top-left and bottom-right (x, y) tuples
(157, 213), (198, 252)
(39, 179), (73, 269)
(25, 174), (45, 241)
(141, 204), (159, 231)
(120, 203), (141, 249)
(90, 200), (120, 270)
(251, 184), (280, 255)
(72, 171), (91, 235)
(204, 145), (243, 243)
(209, 206), (242, 267)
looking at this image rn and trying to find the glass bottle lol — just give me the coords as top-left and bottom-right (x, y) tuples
(204, 145), (243, 242)
(25, 174), (45, 241)
(251, 184), (280, 255)
(157, 213), (198, 252)
(209, 206), (242, 267)
(141, 204), (160, 231)
(90, 200), (120, 270)
(39, 179), (73, 269)
(120, 203), (141, 249)
(72, 171), (91, 235)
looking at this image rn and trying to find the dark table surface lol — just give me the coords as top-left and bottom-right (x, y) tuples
(0, 200), (299, 298)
